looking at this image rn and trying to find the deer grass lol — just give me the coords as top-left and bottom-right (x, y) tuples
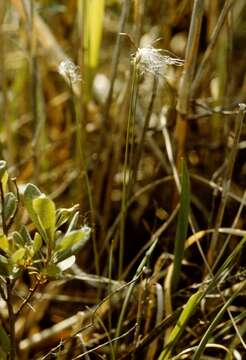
(0, 1), (245, 359)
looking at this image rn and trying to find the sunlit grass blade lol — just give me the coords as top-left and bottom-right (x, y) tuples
(83, 0), (105, 98)
(158, 289), (203, 360)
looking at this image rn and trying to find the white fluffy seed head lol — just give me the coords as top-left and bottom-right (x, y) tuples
(58, 59), (82, 83)
(134, 47), (184, 77)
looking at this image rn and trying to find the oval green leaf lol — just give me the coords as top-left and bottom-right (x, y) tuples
(33, 195), (56, 245)
(4, 192), (17, 222)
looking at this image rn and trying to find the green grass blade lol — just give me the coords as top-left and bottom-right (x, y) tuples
(172, 158), (190, 291)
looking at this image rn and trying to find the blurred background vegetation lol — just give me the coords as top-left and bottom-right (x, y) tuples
(0, 0), (246, 359)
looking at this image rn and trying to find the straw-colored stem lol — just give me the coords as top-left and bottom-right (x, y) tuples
(191, 0), (234, 96)
(175, 0), (204, 162)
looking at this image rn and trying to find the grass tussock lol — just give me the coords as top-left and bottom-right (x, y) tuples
(0, 1), (246, 359)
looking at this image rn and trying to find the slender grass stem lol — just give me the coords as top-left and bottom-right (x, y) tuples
(103, 0), (130, 125)
(131, 76), (158, 187)
(107, 241), (114, 360)
(119, 61), (138, 278)
(127, 70), (139, 196)
(212, 189), (246, 270)
(102, 176), (173, 256)
(70, 80), (100, 277)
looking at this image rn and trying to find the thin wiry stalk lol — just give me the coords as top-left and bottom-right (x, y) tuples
(114, 238), (158, 354)
(127, 70), (139, 197)
(162, 107), (211, 286)
(190, 173), (246, 206)
(120, 309), (182, 360)
(161, 105), (218, 299)
(131, 287), (143, 360)
(131, 76), (158, 187)
(107, 240), (115, 360)
(95, 314), (115, 360)
(67, 72), (100, 277)
(133, 271), (153, 360)
(212, 190), (246, 271)
(74, 335), (90, 360)
(103, 176), (173, 255)
(76, 104), (99, 277)
(119, 61), (139, 278)
(122, 202), (179, 280)
(208, 106), (245, 267)
(72, 325), (137, 360)
(92, 0), (130, 237)
(99, 80), (131, 251)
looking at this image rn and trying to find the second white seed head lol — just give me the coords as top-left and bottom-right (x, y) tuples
(134, 47), (184, 77)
